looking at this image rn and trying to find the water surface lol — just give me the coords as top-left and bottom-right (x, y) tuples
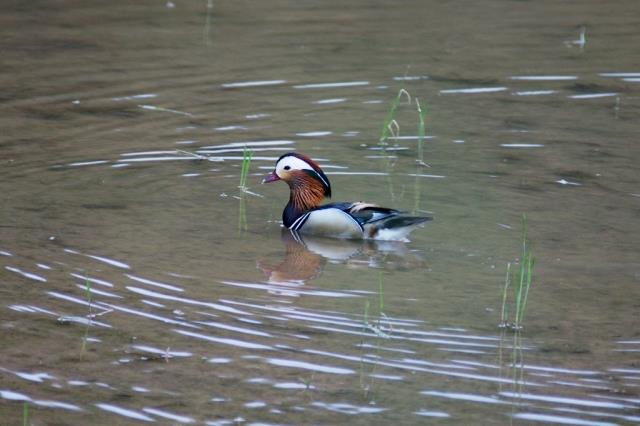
(1, 1), (639, 424)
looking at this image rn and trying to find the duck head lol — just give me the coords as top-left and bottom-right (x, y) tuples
(263, 152), (331, 213)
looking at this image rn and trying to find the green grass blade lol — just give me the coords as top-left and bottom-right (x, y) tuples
(378, 272), (384, 315)
(84, 275), (92, 304)
(239, 147), (253, 190)
(363, 300), (370, 331)
(500, 262), (512, 325)
(518, 256), (534, 324)
(416, 97), (428, 163)
(380, 89), (410, 143)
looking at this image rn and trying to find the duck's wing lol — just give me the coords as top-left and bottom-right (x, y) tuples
(346, 203), (399, 225)
(319, 201), (421, 224)
(339, 202), (432, 241)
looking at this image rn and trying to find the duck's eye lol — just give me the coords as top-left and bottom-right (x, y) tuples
(284, 165), (291, 170)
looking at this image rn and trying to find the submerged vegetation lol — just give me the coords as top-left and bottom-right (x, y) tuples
(362, 271), (389, 338)
(80, 275), (92, 357)
(415, 97), (429, 166)
(359, 271), (391, 401)
(499, 216), (535, 330)
(238, 147), (253, 191)
(237, 147), (253, 232)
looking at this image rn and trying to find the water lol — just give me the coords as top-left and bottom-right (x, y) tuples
(1, 1), (639, 424)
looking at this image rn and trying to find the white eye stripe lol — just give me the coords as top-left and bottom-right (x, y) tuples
(276, 156), (315, 173)
(275, 155), (330, 190)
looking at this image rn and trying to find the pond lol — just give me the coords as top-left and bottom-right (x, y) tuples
(1, 1), (639, 424)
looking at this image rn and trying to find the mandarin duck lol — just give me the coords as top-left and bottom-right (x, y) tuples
(263, 152), (431, 241)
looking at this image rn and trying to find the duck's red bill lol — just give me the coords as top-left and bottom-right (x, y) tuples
(262, 171), (280, 183)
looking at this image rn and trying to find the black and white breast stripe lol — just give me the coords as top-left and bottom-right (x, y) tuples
(289, 211), (312, 231)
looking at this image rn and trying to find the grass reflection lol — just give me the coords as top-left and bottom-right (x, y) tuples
(499, 216), (534, 331)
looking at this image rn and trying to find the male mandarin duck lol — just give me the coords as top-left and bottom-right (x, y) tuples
(263, 152), (431, 241)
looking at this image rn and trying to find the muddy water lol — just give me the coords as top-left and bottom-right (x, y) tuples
(2, 0), (639, 424)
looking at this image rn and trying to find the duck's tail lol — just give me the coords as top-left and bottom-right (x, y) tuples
(365, 215), (432, 242)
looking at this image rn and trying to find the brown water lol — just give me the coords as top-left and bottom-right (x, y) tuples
(2, 1), (639, 424)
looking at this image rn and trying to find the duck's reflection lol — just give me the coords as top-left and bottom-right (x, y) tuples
(257, 230), (427, 286)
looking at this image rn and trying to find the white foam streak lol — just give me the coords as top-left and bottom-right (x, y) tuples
(415, 410), (450, 418)
(407, 336), (498, 348)
(387, 135), (435, 140)
(125, 286), (252, 315)
(121, 150), (178, 157)
(400, 358), (476, 370)
(514, 90), (557, 96)
(312, 401), (386, 414)
(95, 403), (155, 422)
(116, 156), (199, 163)
(422, 390), (507, 404)
(75, 284), (121, 298)
(407, 173), (446, 178)
(499, 391), (629, 409)
(9, 305), (36, 313)
(569, 93), (617, 99)
(5, 266), (47, 282)
(599, 72), (640, 78)
(222, 80), (286, 88)
(195, 147), (290, 155)
(174, 329), (273, 350)
(266, 358), (354, 375)
(125, 274), (183, 292)
(131, 345), (192, 358)
(296, 131), (332, 137)
(97, 302), (199, 328)
(70, 273), (114, 288)
(34, 400), (83, 411)
(47, 291), (91, 308)
(220, 280), (358, 298)
(112, 93), (157, 101)
(15, 372), (55, 383)
(513, 413), (616, 426)
(510, 75), (577, 81)
(196, 321), (272, 337)
(500, 143), (544, 148)
(440, 87), (507, 94)
(138, 104), (193, 117)
(608, 367), (640, 373)
(200, 140), (295, 150)
(273, 382), (308, 389)
(67, 160), (110, 167)
(86, 254), (130, 269)
(394, 76), (427, 81)
(314, 98), (347, 104)
(142, 407), (195, 423)
(515, 364), (599, 375)
(325, 172), (388, 176)
(293, 81), (369, 89)
(283, 314), (361, 328)
(0, 390), (31, 401)
(305, 348), (538, 385)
